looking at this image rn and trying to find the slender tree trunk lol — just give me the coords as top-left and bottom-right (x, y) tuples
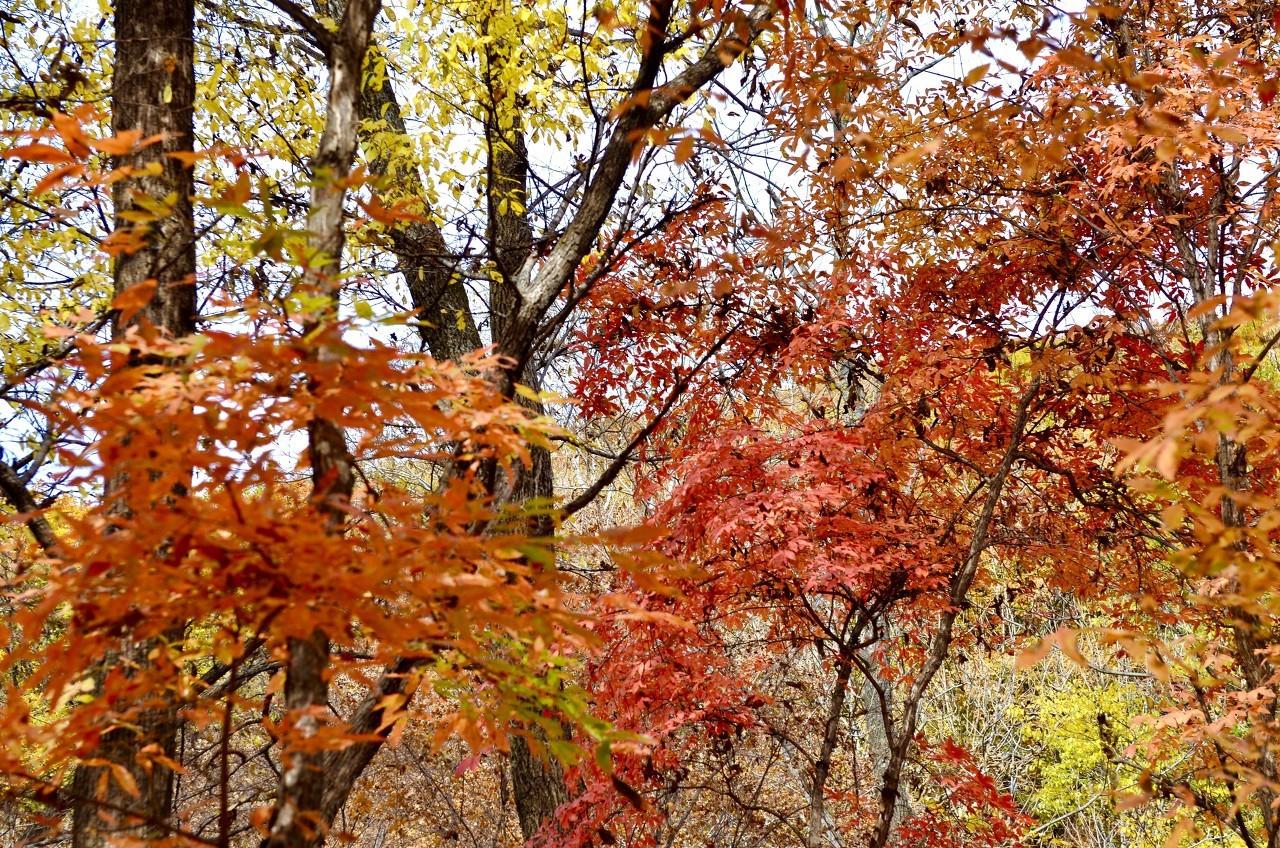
(870, 378), (1039, 848)
(70, 1), (196, 844)
(483, 51), (571, 835)
(259, 4), (380, 847)
(808, 658), (852, 848)
(506, 423), (570, 841)
(858, 647), (910, 831)
(314, 0), (481, 361)
(1195, 298), (1278, 843)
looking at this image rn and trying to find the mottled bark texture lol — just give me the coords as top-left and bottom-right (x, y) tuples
(313, 0), (481, 361)
(70, 2), (196, 845)
(109, 0), (197, 336)
(260, 3), (381, 847)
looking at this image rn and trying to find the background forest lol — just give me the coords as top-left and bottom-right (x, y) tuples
(1, 0), (1279, 846)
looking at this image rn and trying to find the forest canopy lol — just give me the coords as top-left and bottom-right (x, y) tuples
(2, 0), (1279, 847)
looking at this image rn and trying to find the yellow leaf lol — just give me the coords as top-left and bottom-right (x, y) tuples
(514, 383), (544, 402)
(963, 63), (990, 85)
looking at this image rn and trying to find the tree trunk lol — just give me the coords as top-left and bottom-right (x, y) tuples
(857, 648), (910, 832)
(259, 3), (380, 846)
(510, 731), (570, 841)
(870, 378), (1039, 848)
(70, 1), (196, 844)
(108, 0), (198, 336)
(278, 2), (773, 837)
(808, 658), (852, 848)
(479, 18), (573, 835)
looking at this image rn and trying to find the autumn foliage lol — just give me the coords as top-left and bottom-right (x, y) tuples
(4, 0), (1280, 847)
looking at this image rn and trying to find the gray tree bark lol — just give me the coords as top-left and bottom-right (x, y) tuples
(258, 3), (381, 848)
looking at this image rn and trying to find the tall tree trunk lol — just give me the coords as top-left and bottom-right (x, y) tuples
(70, 1), (196, 844)
(1192, 272), (1278, 843)
(481, 25), (571, 833)
(268, 2), (773, 837)
(259, 3), (380, 847)
(857, 647), (910, 832)
(312, 0), (481, 361)
(305, 1), (567, 834)
(108, 0), (198, 337)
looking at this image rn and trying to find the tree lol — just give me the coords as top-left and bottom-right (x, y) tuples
(1, 0), (778, 844)
(7, 0), (1280, 846)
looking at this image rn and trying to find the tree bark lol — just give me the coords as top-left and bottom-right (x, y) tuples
(476, 16), (575, 835)
(70, 1), (196, 844)
(109, 0), (198, 336)
(857, 647), (910, 831)
(808, 658), (852, 848)
(310, 0), (482, 362)
(259, 3), (381, 847)
(266, 2), (774, 838)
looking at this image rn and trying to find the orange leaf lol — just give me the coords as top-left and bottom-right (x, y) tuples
(108, 763), (140, 799)
(101, 228), (150, 257)
(88, 129), (143, 156)
(219, 172), (252, 207)
(32, 163), (83, 195)
(5, 143), (75, 164)
(1154, 439), (1180, 480)
(888, 139), (940, 170)
(167, 150), (205, 166)
(1187, 295), (1226, 320)
(831, 154), (854, 180)
(250, 806), (273, 834)
(674, 137), (696, 165)
(1014, 635), (1054, 670)
(359, 194), (421, 225)
(51, 111), (92, 158)
(963, 63), (990, 85)
(112, 279), (158, 324)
